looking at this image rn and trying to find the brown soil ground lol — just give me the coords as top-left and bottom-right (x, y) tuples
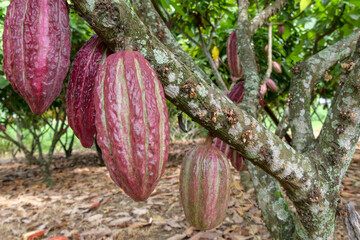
(0, 139), (359, 240)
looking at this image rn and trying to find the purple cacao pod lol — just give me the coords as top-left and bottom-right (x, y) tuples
(260, 84), (267, 96)
(180, 143), (232, 230)
(266, 78), (278, 92)
(0, 125), (6, 132)
(226, 31), (243, 78)
(272, 61), (282, 74)
(66, 35), (111, 148)
(3, 0), (71, 115)
(227, 81), (244, 104)
(95, 51), (170, 202)
(278, 25), (285, 37)
(213, 138), (245, 171)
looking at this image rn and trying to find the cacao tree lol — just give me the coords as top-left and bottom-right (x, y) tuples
(65, 0), (360, 239)
(1, 0), (360, 239)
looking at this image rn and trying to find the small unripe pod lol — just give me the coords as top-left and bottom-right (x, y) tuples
(260, 84), (267, 96)
(272, 61), (282, 74)
(278, 25), (285, 37)
(266, 78), (278, 92)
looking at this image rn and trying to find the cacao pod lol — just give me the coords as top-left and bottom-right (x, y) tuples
(260, 84), (267, 96)
(272, 61), (282, 74)
(278, 25), (285, 37)
(180, 142), (232, 230)
(0, 125), (6, 132)
(264, 44), (269, 55)
(227, 81), (244, 104)
(226, 31), (243, 78)
(266, 78), (278, 92)
(66, 35), (111, 148)
(95, 51), (170, 202)
(213, 138), (245, 171)
(3, 0), (71, 115)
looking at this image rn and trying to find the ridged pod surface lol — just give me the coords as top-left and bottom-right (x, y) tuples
(180, 143), (232, 230)
(3, 0), (71, 115)
(226, 31), (243, 78)
(213, 138), (245, 171)
(66, 35), (110, 148)
(95, 51), (170, 201)
(227, 81), (244, 104)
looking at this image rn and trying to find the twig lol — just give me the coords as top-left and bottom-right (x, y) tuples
(265, 24), (273, 80)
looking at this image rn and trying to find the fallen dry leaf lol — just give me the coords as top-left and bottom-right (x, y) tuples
(166, 233), (187, 240)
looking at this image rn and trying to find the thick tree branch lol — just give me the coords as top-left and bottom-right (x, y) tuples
(130, 0), (216, 89)
(131, 0), (228, 90)
(318, 35), (360, 180)
(249, 0), (288, 36)
(236, 0), (262, 115)
(236, 2), (295, 238)
(71, 0), (316, 199)
(289, 30), (360, 152)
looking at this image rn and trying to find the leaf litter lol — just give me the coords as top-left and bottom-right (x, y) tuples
(0, 139), (359, 239)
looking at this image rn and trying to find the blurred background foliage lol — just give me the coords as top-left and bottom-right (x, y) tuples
(0, 0), (359, 159)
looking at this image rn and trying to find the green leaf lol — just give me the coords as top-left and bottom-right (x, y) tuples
(322, 0), (330, 6)
(0, 75), (9, 89)
(300, 0), (312, 12)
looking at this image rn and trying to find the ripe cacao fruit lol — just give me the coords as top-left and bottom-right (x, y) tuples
(180, 141), (232, 230)
(266, 78), (278, 92)
(0, 125), (5, 132)
(95, 50), (170, 202)
(272, 61), (282, 74)
(66, 35), (110, 148)
(3, 0), (71, 115)
(278, 25), (285, 37)
(227, 31), (243, 78)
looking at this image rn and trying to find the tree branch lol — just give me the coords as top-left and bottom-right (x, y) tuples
(235, 2), (295, 238)
(198, 26), (227, 90)
(236, 0), (262, 115)
(130, 0), (217, 89)
(289, 30), (360, 152)
(249, 0), (288, 36)
(71, 0), (316, 199)
(318, 35), (360, 180)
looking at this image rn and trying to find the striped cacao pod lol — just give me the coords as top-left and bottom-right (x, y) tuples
(272, 61), (282, 74)
(3, 0), (71, 115)
(226, 31), (243, 78)
(180, 142), (232, 230)
(66, 35), (111, 148)
(95, 51), (170, 201)
(213, 138), (246, 171)
(266, 78), (278, 92)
